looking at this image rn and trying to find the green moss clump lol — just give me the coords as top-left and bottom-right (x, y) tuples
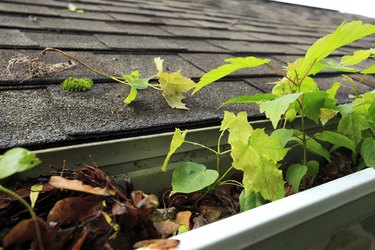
(60, 77), (93, 92)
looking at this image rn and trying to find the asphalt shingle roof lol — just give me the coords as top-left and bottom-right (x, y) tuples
(0, 0), (374, 151)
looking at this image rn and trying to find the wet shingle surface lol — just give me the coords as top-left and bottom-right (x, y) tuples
(0, 0), (374, 150)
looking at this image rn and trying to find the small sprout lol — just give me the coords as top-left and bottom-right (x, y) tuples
(68, 3), (84, 13)
(60, 77), (93, 92)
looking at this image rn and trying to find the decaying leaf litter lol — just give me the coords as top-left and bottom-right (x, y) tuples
(0, 162), (243, 249)
(0, 151), (356, 249)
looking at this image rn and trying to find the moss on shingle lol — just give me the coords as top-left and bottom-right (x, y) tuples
(60, 77), (93, 92)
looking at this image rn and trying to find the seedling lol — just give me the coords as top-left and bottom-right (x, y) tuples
(6, 48), (196, 109)
(162, 20), (375, 211)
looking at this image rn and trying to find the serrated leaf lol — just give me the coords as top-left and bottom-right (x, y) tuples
(289, 21), (375, 80)
(220, 93), (276, 108)
(298, 91), (327, 124)
(341, 49), (375, 66)
(231, 129), (287, 201)
(0, 148), (41, 180)
(124, 85), (137, 104)
(158, 71), (196, 110)
(239, 189), (265, 212)
(338, 112), (369, 146)
(172, 162), (218, 193)
(30, 183), (43, 208)
(300, 76), (319, 92)
(361, 64), (375, 74)
(272, 78), (294, 96)
(311, 59), (358, 74)
(162, 129), (187, 171)
(271, 128), (294, 147)
(320, 108), (337, 125)
(193, 56), (270, 94)
(286, 164), (307, 193)
(315, 131), (356, 153)
(220, 111), (253, 144)
(361, 138), (375, 168)
(259, 93), (302, 129)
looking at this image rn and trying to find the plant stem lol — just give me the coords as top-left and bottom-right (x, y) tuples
(218, 179), (244, 188)
(0, 185), (44, 250)
(297, 99), (308, 166)
(216, 166), (234, 184)
(183, 140), (218, 155)
(265, 63), (298, 86)
(35, 48), (131, 87)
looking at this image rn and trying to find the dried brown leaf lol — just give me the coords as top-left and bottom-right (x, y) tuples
(49, 176), (112, 196)
(199, 205), (222, 223)
(133, 239), (180, 249)
(175, 211), (191, 230)
(71, 227), (89, 250)
(47, 196), (103, 224)
(153, 219), (179, 236)
(2, 217), (47, 247)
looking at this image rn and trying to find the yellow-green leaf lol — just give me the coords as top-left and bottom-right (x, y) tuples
(162, 129), (187, 171)
(286, 164), (307, 193)
(341, 49), (375, 66)
(259, 93), (302, 129)
(30, 183), (43, 208)
(193, 56), (270, 94)
(361, 64), (375, 74)
(231, 129), (288, 201)
(154, 57), (164, 74)
(158, 71), (196, 110)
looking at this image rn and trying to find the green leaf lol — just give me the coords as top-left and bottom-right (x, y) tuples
(172, 162), (219, 193)
(361, 64), (375, 74)
(30, 183), (43, 208)
(271, 128), (294, 147)
(158, 71), (196, 110)
(338, 112), (369, 146)
(123, 71), (150, 90)
(220, 93), (276, 108)
(341, 49), (375, 66)
(123, 86), (137, 104)
(286, 164), (307, 193)
(231, 129), (288, 201)
(289, 21), (375, 79)
(337, 103), (358, 117)
(0, 148), (41, 180)
(361, 138), (375, 168)
(299, 77), (319, 92)
(326, 82), (341, 100)
(306, 138), (331, 162)
(239, 189), (265, 211)
(259, 93), (302, 129)
(299, 91), (327, 124)
(305, 160), (319, 180)
(162, 129), (187, 171)
(311, 59), (358, 74)
(320, 108), (337, 125)
(177, 225), (189, 235)
(193, 56), (270, 94)
(315, 131), (356, 153)
(220, 111), (254, 144)
(293, 136), (331, 162)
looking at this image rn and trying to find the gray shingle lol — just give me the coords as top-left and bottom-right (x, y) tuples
(95, 35), (186, 51)
(24, 32), (107, 50)
(0, 29), (39, 48)
(0, 88), (66, 149)
(48, 80), (262, 135)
